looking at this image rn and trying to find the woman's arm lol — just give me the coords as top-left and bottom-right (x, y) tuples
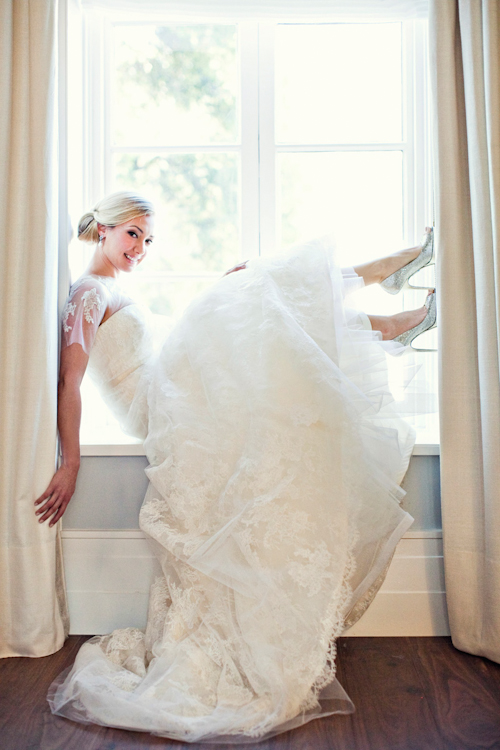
(34, 344), (89, 526)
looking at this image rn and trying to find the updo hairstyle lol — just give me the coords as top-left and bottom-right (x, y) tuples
(77, 191), (154, 244)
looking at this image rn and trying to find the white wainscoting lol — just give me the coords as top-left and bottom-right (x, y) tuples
(62, 529), (450, 637)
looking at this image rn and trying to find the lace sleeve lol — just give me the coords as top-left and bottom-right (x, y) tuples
(61, 277), (109, 355)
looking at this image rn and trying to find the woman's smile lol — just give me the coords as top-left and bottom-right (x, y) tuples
(124, 252), (140, 265)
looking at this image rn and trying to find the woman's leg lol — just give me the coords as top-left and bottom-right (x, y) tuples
(368, 291), (432, 340)
(353, 228), (432, 287)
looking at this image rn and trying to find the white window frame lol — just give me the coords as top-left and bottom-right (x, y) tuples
(69, 12), (438, 456)
(256, 20), (433, 258)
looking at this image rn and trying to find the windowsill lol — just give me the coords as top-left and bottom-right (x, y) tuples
(80, 442), (440, 457)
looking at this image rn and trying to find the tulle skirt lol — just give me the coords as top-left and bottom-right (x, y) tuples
(49, 239), (417, 742)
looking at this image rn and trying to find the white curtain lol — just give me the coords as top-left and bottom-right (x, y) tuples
(0, 0), (69, 657)
(429, 0), (500, 663)
(81, 0), (428, 20)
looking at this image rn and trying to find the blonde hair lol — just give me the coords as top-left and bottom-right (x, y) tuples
(77, 191), (155, 244)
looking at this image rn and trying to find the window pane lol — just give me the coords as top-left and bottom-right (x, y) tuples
(113, 152), (240, 273)
(80, 378), (140, 444)
(111, 24), (239, 146)
(275, 24), (402, 144)
(278, 151), (403, 269)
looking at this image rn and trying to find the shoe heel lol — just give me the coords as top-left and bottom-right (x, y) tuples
(408, 322), (437, 352)
(381, 229), (434, 295)
(393, 290), (437, 351)
(405, 259), (436, 291)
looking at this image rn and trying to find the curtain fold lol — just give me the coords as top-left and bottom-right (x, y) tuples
(429, 0), (500, 663)
(81, 0), (428, 20)
(0, 0), (69, 657)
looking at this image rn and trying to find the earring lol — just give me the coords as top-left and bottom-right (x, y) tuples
(99, 235), (103, 242)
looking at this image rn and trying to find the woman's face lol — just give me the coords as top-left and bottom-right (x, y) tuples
(98, 214), (155, 274)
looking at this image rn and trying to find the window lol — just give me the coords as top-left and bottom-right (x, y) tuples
(67, 11), (437, 447)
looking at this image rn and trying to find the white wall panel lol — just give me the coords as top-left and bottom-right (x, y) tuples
(63, 530), (449, 636)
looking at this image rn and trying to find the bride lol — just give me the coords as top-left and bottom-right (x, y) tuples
(37, 191), (436, 742)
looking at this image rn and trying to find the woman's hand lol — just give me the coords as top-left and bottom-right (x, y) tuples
(34, 342), (88, 527)
(224, 260), (249, 276)
(34, 463), (80, 527)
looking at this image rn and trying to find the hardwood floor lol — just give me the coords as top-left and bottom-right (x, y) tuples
(1, 636), (499, 750)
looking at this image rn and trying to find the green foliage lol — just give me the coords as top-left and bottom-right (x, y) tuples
(116, 25), (240, 274)
(119, 25), (237, 137)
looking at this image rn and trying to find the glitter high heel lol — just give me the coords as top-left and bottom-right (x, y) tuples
(393, 290), (437, 352)
(381, 228), (434, 295)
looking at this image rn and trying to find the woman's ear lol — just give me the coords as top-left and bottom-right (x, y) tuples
(97, 223), (106, 242)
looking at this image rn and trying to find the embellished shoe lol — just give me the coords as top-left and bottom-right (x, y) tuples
(381, 228), (434, 295)
(394, 290), (437, 351)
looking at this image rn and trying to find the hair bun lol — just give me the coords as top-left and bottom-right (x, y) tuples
(77, 212), (99, 244)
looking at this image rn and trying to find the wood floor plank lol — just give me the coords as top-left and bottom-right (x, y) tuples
(410, 636), (500, 750)
(0, 636), (98, 750)
(2, 636), (500, 750)
(39, 718), (175, 750)
(335, 636), (445, 750)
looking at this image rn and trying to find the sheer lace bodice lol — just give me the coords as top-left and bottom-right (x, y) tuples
(62, 274), (134, 355)
(50, 240), (416, 743)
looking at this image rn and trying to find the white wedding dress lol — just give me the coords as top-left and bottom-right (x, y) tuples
(49, 240), (416, 743)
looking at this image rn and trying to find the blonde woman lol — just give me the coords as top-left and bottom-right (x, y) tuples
(43, 191), (435, 742)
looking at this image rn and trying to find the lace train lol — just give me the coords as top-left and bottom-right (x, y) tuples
(49, 239), (416, 742)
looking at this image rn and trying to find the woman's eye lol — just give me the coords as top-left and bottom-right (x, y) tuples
(146, 239), (153, 245)
(128, 231), (138, 238)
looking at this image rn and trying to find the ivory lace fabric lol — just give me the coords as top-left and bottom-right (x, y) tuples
(49, 240), (416, 742)
(61, 274), (134, 355)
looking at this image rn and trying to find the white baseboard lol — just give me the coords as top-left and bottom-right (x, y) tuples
(62, 529), (449, 637)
